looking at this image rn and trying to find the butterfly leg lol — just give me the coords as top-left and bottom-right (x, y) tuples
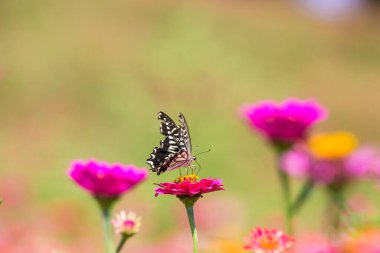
(195, 166), (201, 176)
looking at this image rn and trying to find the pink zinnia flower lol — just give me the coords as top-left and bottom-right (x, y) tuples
(280, 135), (376, 185)
(244, 227), (294, 253)
(155, 175), (224, 198)
(112, 211), (141, 236)
(242, 98), (327, 144)
(68, 159), (148, 198)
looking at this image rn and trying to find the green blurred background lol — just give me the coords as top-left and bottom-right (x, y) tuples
(1, 0), (380, 252)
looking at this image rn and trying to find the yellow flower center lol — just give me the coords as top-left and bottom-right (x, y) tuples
(174, 174), (198, 183)
(259, 237), (279, 250)
(308, 131), (358, 159)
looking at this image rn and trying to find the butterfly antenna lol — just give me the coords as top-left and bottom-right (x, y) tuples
(194, 149), (211, 157)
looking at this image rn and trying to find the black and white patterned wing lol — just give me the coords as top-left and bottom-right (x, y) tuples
(158, 111), (185, 152)
(146, 112), (187, 175)
(158, 111), (177, 136)
(179, 113), (192, 153)
(146, 147), (175, 174)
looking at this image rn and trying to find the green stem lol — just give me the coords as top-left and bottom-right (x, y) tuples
(95, 196), (117, 253)
(273, 143), (293, 235)
(290, 180), (314, 217)
(326, 187), (346, 239)
(102, 208), (114, 253)
(277, 169), (292, 235)
(186, 205), (198, 253)
(116, 235), (129, 253)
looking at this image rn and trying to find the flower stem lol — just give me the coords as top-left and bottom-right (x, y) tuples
(102, 208), (114, 253)
(95, 196), (117, 253)
(116, 235), (129, 253)
(273, 143), (293, 235)
(277, 169), (293, 235)
(290, 180), (314, 217)
(186, 205), (198, 253)
(326, 187), (347, 239)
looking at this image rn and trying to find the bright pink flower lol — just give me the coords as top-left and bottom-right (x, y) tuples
(68, 159), (148, 198)
(155, 176), (223, 197)
(242, 98), (327, 143)
(244, 227), (294, 253)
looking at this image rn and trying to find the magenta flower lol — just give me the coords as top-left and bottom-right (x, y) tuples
(242, 98), (327, 144)
(68, 159), (148, 198)
(155, 176), (224, 198)
(155, 174), (224, 253)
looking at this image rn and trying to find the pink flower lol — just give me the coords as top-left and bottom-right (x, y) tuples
(280, 146), (311, 177)
(112, 211), (141, 236)
(68, 159), (148, 198)
(155, 175), (224, 198)
(242, 98), (327, 143)
(244, 227), (294, 253)
(345, 146), (380, 178)
(281, 143), (376, 185)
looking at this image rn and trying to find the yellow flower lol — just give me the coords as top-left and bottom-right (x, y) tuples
(174, 174), (199, 183)
(308, 131), (358, 159)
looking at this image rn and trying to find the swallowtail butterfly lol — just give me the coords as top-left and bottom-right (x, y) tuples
(146, 112), (195, 175)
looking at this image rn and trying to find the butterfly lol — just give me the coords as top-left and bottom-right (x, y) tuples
(146, 112), (196, 175)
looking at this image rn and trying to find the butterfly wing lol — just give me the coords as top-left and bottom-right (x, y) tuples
(147, 112), (188, 175)
(146, 147), (176, 175)
(179, 113), (192, 154)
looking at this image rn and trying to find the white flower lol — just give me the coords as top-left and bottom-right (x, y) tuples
(112, 211), (141, 236)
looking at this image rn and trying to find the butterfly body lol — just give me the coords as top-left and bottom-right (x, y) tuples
(147, 112), (195, 175)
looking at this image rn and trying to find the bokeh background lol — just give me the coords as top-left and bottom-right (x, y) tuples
(1, 0), (380, 252)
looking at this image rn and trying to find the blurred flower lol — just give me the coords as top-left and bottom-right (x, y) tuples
(155, 175), (224, 198)
(242, 98), (327, 144)
(281, 132), (373, 185)
(68, 159), (148, 198)
(342, 227), (380, 253)
(294, 234), (338, 253)
(345, 146), (380, 178)
(112, 211), (141, 237)
(280, 146), (311, 177)
(308, 132), (358, 159)
(244, 227), (294, 253)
